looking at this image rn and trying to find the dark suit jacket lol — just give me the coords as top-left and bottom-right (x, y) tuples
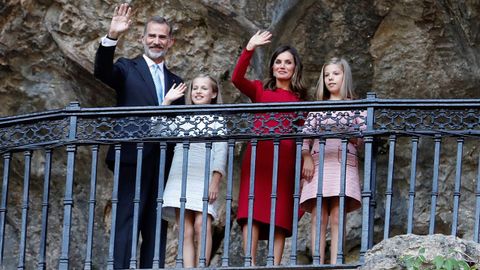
(94, 44), (185, 167)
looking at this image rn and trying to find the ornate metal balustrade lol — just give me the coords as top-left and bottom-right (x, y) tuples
(0, 93), (479, 269)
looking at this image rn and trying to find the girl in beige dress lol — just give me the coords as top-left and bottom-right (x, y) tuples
(162, 75), (227, 267)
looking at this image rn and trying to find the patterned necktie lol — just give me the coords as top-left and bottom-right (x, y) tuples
(153, 64), (164, 105)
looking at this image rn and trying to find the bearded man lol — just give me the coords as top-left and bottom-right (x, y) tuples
(94, 3), (185, 269)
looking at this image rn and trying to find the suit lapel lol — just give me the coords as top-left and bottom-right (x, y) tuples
(133, 56), (160, 105)
(164, 66), (181, 93)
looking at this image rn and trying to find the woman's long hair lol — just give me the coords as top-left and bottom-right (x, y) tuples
(263, 45), (307, 100)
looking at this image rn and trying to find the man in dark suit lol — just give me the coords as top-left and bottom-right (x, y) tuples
(94, 3), (186, 269)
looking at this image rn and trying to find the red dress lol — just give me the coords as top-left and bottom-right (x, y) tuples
(232, 49), (301, 239)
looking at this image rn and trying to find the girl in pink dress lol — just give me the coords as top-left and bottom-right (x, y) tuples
(301, 57), (364, 264)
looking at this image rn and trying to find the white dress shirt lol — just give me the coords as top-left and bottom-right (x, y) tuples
(100, 35), (166, 101)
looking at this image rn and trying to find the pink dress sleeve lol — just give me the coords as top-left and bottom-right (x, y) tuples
(231, 48), (262, 102)
(351, 110), (367, 147)
(302, 112), (317, 152)
(357, 110), (367, 130)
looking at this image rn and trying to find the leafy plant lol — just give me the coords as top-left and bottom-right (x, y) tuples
(400, 247), (479, 270)
(402, 247), (427, 270)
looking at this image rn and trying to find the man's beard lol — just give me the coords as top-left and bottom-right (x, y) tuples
(144, 44), (167, 60)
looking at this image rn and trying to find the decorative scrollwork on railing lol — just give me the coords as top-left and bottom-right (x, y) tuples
(375, 108), (480, 131)
(0, 118), (69, 150)
(76, 116), (155, 141)
(302, 110), (367, 135)
(1, 98), (480, 151)
(224, 112), (254, 135)
(75, 110), (368, 141)
(151, 114), (227, 137)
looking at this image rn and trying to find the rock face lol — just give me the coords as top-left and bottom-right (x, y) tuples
(0, 0), (480, 269)
(360, 234), (480, 270)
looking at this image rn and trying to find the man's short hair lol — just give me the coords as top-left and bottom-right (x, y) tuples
(143, 16), (173, 36)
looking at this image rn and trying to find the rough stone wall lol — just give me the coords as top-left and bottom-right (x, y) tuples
(360, 234), (480, 270)
(0, 0), (479, 269)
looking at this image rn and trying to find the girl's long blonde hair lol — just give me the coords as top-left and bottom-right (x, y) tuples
(185, 74), (223, 105)
(315, 57), (355, 100)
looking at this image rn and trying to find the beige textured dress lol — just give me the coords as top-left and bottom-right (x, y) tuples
(162, 115), (227, 221)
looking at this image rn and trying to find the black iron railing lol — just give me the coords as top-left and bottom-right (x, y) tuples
(0, 93), (479, 269)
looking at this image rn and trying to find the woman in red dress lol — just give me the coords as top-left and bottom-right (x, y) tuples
(232, 30), (306, 265)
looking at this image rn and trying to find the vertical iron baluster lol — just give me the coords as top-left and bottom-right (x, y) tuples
(368, 141), (378, 249)
(429, 135), (442, 235)
(359, 92), (375, 263)
(266, 138), (280, 266)
(407, 137), (419, 234)
(474, 153), (480, 243)
(153, 142), (168, 269)
(0, 152), (11, 266)
(451, 137), (464, 236)
(176, 140), (190, 268)
(107, 144), (121, 270)
(17, 151), (32, 270)
(313, 138), (326, 265)
(359, 135), (374, 262)
(84, 145), (98, 270)
(199, 142), (212, 267)
(336, 139), (348, 265)
(59, 103), (79, 270)
(383, 135), (396, 240)
(244, 139), (257, 267)
(221, 140), (235, 267)
(289, 139), (303, 265)
(129, 143), (144, 269)
(38, 149), (52, 270)
(58, 144), (77, 270)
